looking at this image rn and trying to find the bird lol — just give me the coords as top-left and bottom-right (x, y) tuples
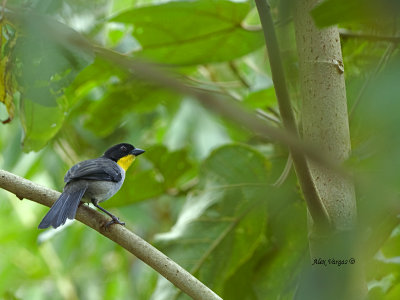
(38, 143), (145, 229)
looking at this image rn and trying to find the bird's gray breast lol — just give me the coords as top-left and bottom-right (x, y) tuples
(83, 165), (126, 203)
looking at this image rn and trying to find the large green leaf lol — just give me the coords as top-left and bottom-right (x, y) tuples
(110, 0), (264, 65)
(153, 144), (271, 298)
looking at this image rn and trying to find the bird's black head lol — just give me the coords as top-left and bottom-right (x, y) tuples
(103, 143), (145, 162)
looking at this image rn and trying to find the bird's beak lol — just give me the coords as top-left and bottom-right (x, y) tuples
(131, 148), (145, 156)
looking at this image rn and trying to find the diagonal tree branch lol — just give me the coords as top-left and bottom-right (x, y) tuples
(0, 169), (222, 300)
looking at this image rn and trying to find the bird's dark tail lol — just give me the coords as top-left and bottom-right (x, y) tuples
(38, 184), (88, 229)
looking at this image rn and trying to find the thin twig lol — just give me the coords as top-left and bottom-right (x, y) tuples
(229, 61), (251, 88)
(273, 153), (293, 187)
(255, 108), (281, 124)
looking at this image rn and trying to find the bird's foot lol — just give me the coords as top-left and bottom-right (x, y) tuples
(105, 216), (125, 228)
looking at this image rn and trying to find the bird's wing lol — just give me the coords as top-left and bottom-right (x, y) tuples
(64, 158), (122, 183)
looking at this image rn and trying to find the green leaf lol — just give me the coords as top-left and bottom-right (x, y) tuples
(84, 81), (177, 137)
(311, 0), (399, 28)
(110, 0), (264, 65)
(386, 283), (400, 300)
(145, 144), (195, 188)
(10, 13), (94, 151)
(104, 169), (164, 207)
(253, 201), (307, 299)
(381, 225), (400, 259)
(20, 99), (65, 152)
(0, 23), (17, 124)
(14, 15), (94, 107)
(154, 144), (271, 297)
(164, 99), (231, 159)
(243, 87), (277, 110)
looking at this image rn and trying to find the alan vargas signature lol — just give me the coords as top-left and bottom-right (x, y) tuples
(312, 258), (356, 266)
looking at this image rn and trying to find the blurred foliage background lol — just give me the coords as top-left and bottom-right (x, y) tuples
(0, 0), (400, 299)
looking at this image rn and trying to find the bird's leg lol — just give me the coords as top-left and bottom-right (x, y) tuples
(78, 201), (88, 207)
(91, 199), (125, 228)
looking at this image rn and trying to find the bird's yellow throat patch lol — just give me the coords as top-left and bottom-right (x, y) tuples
(117, 154), (135, 171)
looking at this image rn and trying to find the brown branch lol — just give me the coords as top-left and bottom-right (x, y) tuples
(0, 169), (222, 300)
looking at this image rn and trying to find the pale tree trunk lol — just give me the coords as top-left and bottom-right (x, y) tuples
(293, 0), (365, 299)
